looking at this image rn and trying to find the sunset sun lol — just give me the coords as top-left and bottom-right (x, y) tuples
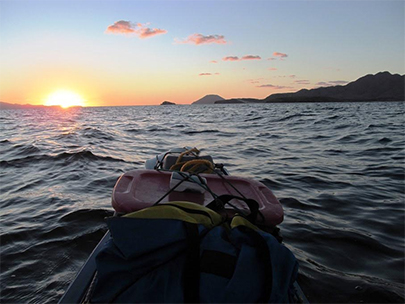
(45, 90), (85, 108)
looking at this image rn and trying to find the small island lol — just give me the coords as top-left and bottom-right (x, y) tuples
(160, 101), (176, 105)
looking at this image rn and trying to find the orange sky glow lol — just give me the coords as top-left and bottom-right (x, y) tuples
(0, 1), (403, 107)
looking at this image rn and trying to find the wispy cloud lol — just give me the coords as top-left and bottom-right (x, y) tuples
(222, 55), (261, 61)
(268, 67), (278, 71)
(257, 84), (293, 89)
(273, 52), (288, 59)
(223, 56), (240, 61)
(176, 34), (227, 45)
(316, 80), (348, 86)
(105, 20), (167, 38)
(241, 55), (261, 60)
(210, 60), (218, 64)
(199, 73), (220, 76)
(329, 80), (348, 85)
(294, 80), (310, 85)
(267, 52), (288, 61)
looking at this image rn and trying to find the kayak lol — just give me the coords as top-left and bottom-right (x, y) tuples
(59, 147), (308, 303)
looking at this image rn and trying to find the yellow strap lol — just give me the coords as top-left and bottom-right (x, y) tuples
(124, 201), (223, 229)
(180, 159), (214, 174)
(170, 147), (200, 171)
(230, 215), (259, 231)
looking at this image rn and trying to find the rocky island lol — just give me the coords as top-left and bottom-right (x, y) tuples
(160, 101), (176, 105)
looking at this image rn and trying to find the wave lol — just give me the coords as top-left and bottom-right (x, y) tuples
(278, 113), (304, 121)
(82, 127), (115, 141)
(244, 116), (264, 122)
(125, 128), (142, 133)
(0, 142), (42, 157)
(183, 129), (220, 135)
(0, 149), (126, 169)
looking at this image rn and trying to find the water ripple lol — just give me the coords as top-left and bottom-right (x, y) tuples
(0, 102), (404, 303)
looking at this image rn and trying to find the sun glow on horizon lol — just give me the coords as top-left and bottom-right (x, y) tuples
(45, 90), (85, 108)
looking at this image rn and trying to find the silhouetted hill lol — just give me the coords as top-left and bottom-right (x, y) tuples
(0, 102), (62, 110)
(192, 94), (224, 104)
(215, 98), (263, 104)
(160, 101), (176, 105)
(265, 72), (404, 102)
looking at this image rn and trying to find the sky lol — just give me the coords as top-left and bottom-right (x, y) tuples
(0, 0), (404, 106)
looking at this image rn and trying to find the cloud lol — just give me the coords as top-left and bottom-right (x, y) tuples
(138, 27), (167, 38)
(294, 80), (310, 85)
(268, 68), (278, 71)
(316, 80), (348, 87)
(267, 57), (277, 61)
(176, 34), (227, 45)
(106, 20), (136, 34)
(256, 84), (293, 89)
(105, 20), (167, 38)
(329, 80), (348, 85)
(199, 73), (220, 76)
(223, 56), (240, 61)
(241, 55), (261, 60)
(222, 55), (261, 61)
(273, 52), (288, 58)
(210, 60), (218, 63)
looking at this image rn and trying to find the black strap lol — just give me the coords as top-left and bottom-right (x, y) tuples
(206, 194), (259, 224)
(183, 222), (200, 303)
(239, 226), (273, 302)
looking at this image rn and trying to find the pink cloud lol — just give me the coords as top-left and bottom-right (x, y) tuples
(210, 60), (218, 63)
(106, 20), (136, 34)
(268, 68), (278, 71)
(241, 55), (261, 60)
(223, 56), (240, 61)
(257, 84), (292, 89)
(273, 52), (288, 58)
(222, 55), (262, 62)
(176, 34), (227, 45)
(105, 20), (167, 38)
(138, 27), (167, 38)
(329, 80), (348, 85)
(199, 73), (220, 76)
(294, 80), (310, 85)
(316, 80), (348, 87)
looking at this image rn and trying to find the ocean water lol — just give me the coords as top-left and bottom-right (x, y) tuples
(0, 102), (404, 303)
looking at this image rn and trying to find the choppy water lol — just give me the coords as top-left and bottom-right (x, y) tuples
(1, 102), (404, 303)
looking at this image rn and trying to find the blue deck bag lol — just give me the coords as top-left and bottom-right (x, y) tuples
(90, 202), (298, 303)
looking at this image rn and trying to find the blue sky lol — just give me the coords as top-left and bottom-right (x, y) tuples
(1, 0), (404, 106)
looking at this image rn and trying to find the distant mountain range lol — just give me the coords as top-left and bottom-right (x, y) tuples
(2, 72), (403, 109)
(265, 71), (404, 103)
(193, 72), (404, 104)
(0, 102), (64, 110)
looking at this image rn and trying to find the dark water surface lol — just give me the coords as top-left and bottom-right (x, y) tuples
(1, 102), (404, 303)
